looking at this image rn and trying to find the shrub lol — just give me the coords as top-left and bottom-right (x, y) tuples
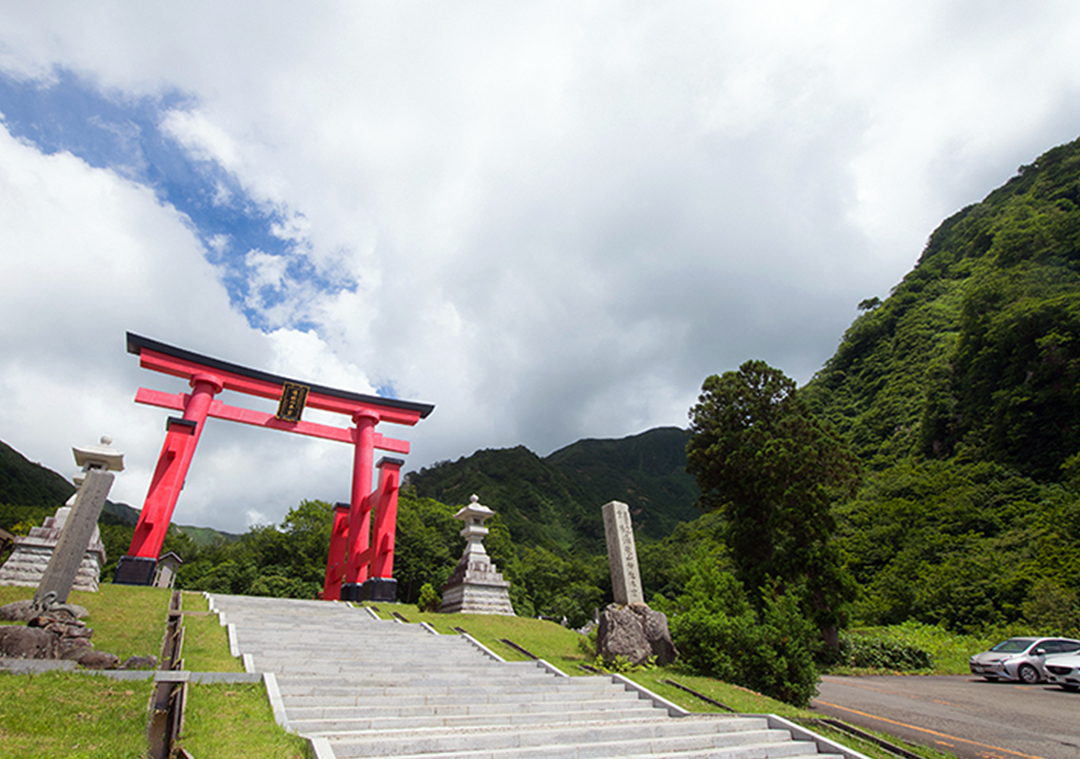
(417, 583), (441, 613)
(666, 555), (820, 707)
(839, 632), (933, 670)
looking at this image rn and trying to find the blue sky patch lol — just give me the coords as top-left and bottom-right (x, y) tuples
(0, 69), (353, 332)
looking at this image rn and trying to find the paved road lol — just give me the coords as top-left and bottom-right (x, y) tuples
(812, 675), (1080, 759)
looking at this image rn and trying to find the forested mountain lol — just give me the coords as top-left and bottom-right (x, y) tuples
(0, 439), (76, 508)
(0, 439), (139, 531)
(802, 136), (1080, 632)
(406, 427), (700, 551)
(803, 137), (1080, 477)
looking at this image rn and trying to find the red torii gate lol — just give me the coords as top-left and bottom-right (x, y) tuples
(113, 333), (434, 602)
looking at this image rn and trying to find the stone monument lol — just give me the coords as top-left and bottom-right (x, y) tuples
(0, 437), (123, 597)
(601, 500), (644, 605)
(439, 495), (515, 615)
(596, 500), (677, 666)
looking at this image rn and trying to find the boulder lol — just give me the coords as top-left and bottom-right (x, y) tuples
(597, 605), (651, 665)
(0, 626), (60, 659)
(0, 599), (89, 622)
(120, 655), (158, 670)
(76, 650), (119, 669)
(596, 602), (678, 667)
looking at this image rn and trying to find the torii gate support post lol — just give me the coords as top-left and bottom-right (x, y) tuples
(340, 411), (378, 601)
(115, 373), (223, 585)
(322, 502), (351, 599)
(364, 457), (404, 602)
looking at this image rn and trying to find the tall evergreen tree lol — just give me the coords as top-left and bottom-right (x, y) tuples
(686, 360), (860, 648)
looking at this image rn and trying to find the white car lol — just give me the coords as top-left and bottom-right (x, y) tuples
(968, 637), (1080, 683)
(1044, 652), (1080, 691)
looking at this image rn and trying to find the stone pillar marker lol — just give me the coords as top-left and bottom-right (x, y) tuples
(602, 500), (643, 606)
(33, 436), (124, 607)
(35, 470), (113, 607)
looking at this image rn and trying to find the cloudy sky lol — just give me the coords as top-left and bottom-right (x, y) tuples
(1, 2), (1079, 533)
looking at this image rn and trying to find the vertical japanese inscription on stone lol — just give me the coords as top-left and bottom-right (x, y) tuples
(602, 500), (644, 605)
(35, 469), (114, 605)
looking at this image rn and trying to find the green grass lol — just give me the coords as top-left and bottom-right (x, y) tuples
(829, 620), (1034, 676)
(0, 584), (170, 660)
(176, 682), (308, 759)
(0, 671), (152, 759)
(177, 591), (243, 673)
(389, 605), (592, 670)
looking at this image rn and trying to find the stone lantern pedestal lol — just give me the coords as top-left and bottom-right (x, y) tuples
(439, 495), (514, 615)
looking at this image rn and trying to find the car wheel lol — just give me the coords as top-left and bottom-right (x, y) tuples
(1017, 664), (1039, 684)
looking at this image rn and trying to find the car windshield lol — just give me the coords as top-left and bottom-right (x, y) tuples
(990, 639), (1032, 653)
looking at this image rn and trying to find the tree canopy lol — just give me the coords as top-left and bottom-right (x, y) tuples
(686, 360), (860, 641)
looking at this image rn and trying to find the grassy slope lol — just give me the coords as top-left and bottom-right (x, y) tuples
(0, 584), (168, 757)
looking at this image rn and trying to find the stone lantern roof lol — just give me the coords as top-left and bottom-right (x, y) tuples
(72, 436), (124, 486)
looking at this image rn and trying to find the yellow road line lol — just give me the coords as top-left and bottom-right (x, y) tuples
(814, 700), (1048, 759)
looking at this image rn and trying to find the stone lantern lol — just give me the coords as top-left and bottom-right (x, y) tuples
(71, 435), (125, 489)
(439, 495), (514, 615)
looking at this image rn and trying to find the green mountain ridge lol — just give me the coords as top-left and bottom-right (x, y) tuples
(406, 427), (701, 553)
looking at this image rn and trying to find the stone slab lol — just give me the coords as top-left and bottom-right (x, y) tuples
(601, 500), (644, 605)
(35, 470), (113, 604)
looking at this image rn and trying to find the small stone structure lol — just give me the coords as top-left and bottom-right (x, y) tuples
(439, 495), (515, 615)
(0, 507), (107, 592)
(153, 552), (183, 589)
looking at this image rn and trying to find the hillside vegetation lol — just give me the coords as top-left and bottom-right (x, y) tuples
(803, 136), (1080, 631)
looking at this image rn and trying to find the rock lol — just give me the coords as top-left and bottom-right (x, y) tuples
(120, 655), (158, 670)
(598, 604), (652, 665)
(0, 599), (89, 622)
(596, 602), (678, 667)
(0, 600), (35, 621)
(59, 637), (93, 659)
(0, 626), (60, 659)
(637, 604), (678, 665)
(76, 650), (119, 669)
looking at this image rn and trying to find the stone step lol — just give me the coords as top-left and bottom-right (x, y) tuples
(272, 678), (565, 695)
(289, 706), (668, 733)
(280, 688), (645, 709)
(333, 742), (837, 759)
(206, 594), (851, 759)
(285, 698), (661, 722)
(324, 718), (802, 758)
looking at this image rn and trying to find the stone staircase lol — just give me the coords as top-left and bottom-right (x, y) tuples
(208, 594), (856, 759)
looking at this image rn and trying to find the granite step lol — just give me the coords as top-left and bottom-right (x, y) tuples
(283, 695), (660, 721)
(325, 719), (815, 759)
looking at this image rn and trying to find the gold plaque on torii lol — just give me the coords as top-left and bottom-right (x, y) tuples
(276, 382), (310, 422)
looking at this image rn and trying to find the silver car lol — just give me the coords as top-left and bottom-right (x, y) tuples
(1044, 652), (1080, 691)
(968, 637), (1080, 683)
